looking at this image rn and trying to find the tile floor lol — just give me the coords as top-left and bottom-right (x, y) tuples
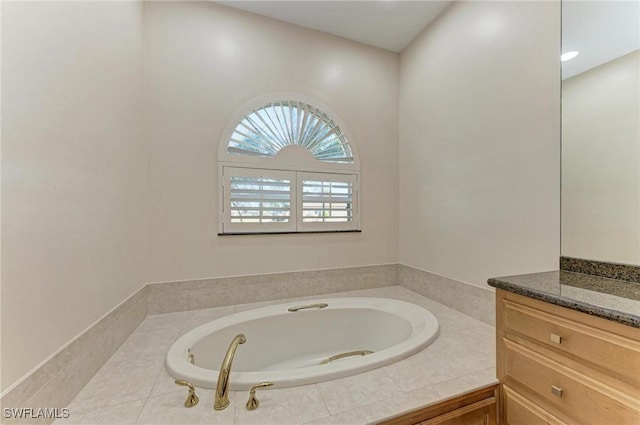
(53, 286), (497, 425)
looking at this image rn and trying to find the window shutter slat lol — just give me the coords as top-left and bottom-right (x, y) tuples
(301, 179), (354, 224)
(229, 175), (292, 224)
(226, 101), (354, 164)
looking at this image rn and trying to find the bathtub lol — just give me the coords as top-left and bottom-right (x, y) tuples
(166, 297), (439, 390)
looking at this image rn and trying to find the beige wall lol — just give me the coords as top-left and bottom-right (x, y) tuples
(562, 50), (640, 265)
(398, 1), (561, 287)
(2, 0), (565, 394)
(1, 2), (147, 391)
(145, 2), (399, 282)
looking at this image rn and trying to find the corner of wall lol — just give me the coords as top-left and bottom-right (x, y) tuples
(399, 264), (495, 326)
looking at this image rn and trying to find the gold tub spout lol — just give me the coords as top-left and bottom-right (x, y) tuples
(214, 333), (246, 410)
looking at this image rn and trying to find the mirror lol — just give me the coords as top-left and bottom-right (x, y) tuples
(561, 1), (640, 265)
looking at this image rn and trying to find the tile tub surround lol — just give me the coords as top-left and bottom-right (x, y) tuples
(147, 264), (400, 314)
(52, 286), (497, 425)
(146, 264), (494, 327)
(560, 256), (640, 283)
(2, 263), (494, 424)
(400, 265), (495, 326)
(0, 285), (148, 424)
(488, 270), (640, 328)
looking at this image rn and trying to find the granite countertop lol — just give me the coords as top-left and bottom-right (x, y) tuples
(488, 270), (640, 328)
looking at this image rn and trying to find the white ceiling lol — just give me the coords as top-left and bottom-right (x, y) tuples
(562, 1), (640, 79)
(217, 1), (451, 52)
(217, 1), (639, 72)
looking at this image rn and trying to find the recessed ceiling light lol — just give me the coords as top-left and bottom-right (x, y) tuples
(561, 51), (579, 62)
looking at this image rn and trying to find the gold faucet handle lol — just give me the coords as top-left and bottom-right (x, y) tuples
(246, 382), (274, 410)
(175, 380), (199, 408)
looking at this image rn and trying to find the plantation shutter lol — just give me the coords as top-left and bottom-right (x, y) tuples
(222, 167), (296, 233)
(227, 101), (354, 163)
(297, 172), (358, 232)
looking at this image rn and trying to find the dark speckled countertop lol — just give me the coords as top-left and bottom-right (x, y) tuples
(488, 271), (640, 328)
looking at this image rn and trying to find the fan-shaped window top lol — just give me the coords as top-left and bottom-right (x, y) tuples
(227, 101), (354, 163)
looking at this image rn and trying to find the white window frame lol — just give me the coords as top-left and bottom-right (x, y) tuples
(218, 93), (361, 235)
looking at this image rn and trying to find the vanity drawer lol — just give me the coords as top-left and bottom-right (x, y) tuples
(502, 299), (640, 387)
(503, 385), (567, 425)
(504, 339), (640, 425)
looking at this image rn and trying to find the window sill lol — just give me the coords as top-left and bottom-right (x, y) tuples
(218, 230), (362, 236)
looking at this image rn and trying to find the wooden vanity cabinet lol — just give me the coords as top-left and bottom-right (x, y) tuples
(379, 385), (498, 425)
(496, 289), (640, 425)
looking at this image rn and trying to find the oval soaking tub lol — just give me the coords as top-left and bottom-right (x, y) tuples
(166, 297), (439, 390)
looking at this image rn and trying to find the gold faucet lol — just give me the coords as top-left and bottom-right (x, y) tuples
(214, 333), (246, 410)
(246, 382), (273, 410)
(174, 380), (199, 407)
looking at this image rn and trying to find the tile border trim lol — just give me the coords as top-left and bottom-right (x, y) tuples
(147, 264), (400, 314)
(399, 264), (495, 326)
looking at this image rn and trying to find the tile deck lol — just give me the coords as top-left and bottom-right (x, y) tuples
(54, 286), (497, 425)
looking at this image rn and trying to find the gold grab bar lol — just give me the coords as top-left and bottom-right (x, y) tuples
(287, 303), (328, 312)
(319, 350), (374, 365)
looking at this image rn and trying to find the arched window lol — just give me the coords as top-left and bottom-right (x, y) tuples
(218, 98), (360, 234)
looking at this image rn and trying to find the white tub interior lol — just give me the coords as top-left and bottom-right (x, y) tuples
(166, 297), (439, 390)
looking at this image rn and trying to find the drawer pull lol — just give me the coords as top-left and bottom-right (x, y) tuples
(550, 333), (562, 344)
(551, 386), (563, 398)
